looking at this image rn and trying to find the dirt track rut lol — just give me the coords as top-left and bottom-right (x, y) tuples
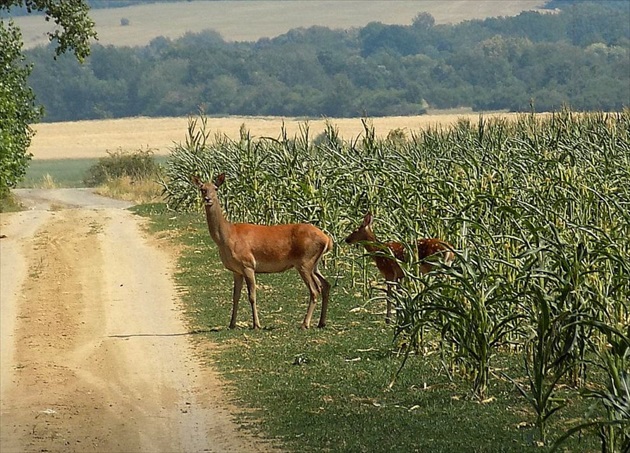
(0, 189), (273, 453)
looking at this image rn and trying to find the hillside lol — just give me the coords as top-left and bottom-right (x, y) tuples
(11, 0), (547, 48)
(24, 0), (629, 121)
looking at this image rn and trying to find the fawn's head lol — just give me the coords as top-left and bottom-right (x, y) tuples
(191, 173), (225, 206)
(345, 212), (375, 244)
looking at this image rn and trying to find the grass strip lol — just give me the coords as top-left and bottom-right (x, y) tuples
(132, 204), (599, 453)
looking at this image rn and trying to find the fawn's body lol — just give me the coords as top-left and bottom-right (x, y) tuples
(345, 212), (454, 323)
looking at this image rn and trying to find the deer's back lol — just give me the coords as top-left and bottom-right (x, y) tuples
(229, 223), (331, 272)
(369, 241), (406, 282)
(417, 238), (454, 273)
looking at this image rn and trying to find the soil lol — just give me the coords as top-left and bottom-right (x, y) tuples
(0, 189), (275, 453)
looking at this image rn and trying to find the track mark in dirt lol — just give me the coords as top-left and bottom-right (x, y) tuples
(1, 197), (276, 453)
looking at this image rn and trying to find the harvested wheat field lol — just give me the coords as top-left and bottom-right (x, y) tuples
(29, 112), (529, 160)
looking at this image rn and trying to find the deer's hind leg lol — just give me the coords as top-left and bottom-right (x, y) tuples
(297, 267), (322, 330)
(315, 269), (330, 328)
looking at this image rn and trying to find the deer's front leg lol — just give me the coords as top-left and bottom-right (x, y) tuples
(385, 283), (394, 324)
(243, 268), (261, 329)
(230, 273), (244, 329)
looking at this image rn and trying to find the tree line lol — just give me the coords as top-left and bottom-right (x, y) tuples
(26, 1), (629, 122)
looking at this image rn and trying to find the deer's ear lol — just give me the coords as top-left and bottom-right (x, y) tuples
(215, 173), (226, 188)
(191, 175), (202, 187)
(363, 212), (373, 226)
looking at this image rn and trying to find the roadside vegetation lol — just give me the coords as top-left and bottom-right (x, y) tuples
(0, 192), (22, 213)
(130, 109), (630, 452)
(0, 0), (95, 209)
(82, 148), (163, 204)
(14, 149), (164, 206)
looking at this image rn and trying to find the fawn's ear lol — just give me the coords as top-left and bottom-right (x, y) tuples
(191, 175), (202, 187)
(363, 212), (373, 227)
(215, 173), (226, 188)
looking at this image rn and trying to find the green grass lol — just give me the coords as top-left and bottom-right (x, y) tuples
(19, 158), (99, 188)
(132, 203), (602, 453)
(18, 156), (169, 188)
(0, 192), (23, 213)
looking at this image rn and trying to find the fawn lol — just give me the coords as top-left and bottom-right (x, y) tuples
(345, 212), (454, 323)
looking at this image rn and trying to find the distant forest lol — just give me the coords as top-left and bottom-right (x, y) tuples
(24, 0), (630, 121)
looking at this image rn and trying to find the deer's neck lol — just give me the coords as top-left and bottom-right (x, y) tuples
(361, 229), (383, 254)
(204, 202), (231, 245)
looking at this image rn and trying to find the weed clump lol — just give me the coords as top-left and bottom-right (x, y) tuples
(84, 148), (160, 187)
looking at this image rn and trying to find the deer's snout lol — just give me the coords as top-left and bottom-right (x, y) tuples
(203, 196), (213, 205)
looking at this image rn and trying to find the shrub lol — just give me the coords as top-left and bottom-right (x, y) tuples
(83, 148), (160, 187)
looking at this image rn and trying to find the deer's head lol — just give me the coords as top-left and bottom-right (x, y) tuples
(345, 212), (375, 244)
(191, 173), (225, 207)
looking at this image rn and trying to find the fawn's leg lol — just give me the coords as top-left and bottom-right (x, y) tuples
(385, 283), (393, 324)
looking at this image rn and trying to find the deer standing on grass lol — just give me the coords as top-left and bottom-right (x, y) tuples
(192, 174), (333, 330)
(345, 212), (454, 323)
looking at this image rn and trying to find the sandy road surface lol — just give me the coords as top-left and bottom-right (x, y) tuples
(0, 189), (274, 453)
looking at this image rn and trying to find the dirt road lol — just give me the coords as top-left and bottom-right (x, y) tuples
(0, 189), (274, 453)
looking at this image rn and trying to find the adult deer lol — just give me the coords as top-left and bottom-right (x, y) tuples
(345, 212), (454, 323)
(192, 174), (333, 330)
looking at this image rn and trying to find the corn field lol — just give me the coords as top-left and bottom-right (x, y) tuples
(162, 109), (629, 450)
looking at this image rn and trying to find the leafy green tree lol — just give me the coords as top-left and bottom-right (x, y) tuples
(0, 20), (40, 197)
(0, 0), (96, 198)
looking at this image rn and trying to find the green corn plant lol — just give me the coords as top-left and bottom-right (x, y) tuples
(552, 323), (629, 453)
(505, 286), (570, 445)
(161, 112), (213, 210)
(391, 233), (525, 399)
(160, 109), (630, 451)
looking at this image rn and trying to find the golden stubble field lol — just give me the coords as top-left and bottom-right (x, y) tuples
(29, 112), (530, 160)
(13, 0), (547, 48)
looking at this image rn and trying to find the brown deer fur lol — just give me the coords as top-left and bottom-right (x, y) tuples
(345, 212), (454, 323)
(192, 174), (333, 329)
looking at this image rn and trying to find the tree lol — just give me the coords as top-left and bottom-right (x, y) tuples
(0, 20), (40, 197)
(0, 0), (96, 199)
(411, 12), (435, 31)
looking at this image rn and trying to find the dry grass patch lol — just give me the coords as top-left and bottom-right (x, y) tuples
(37, 174), (58, 189)
(95, 176), (163, 205)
